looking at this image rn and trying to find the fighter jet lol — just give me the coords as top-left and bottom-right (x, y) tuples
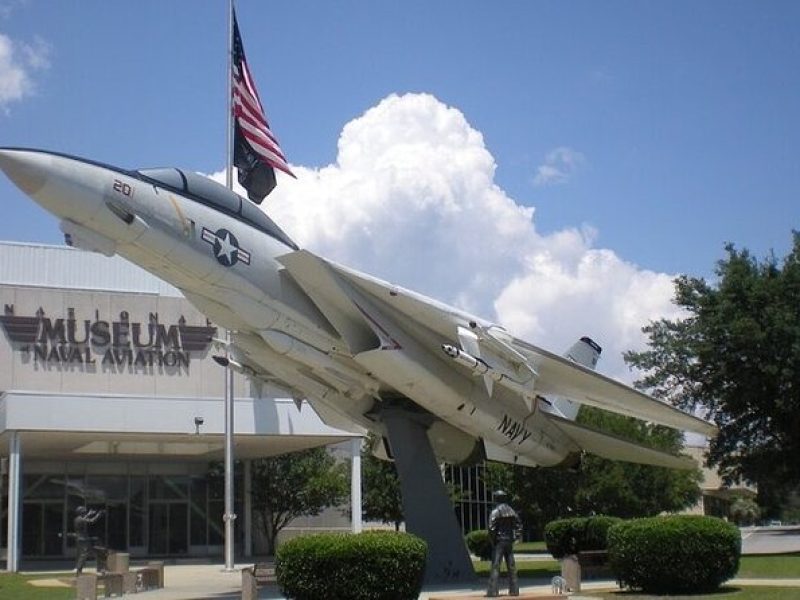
(0, 148), (714, 470)
(0, 147), (717, 581)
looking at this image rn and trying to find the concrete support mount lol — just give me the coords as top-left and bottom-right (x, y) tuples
(380, 404), (475, 585)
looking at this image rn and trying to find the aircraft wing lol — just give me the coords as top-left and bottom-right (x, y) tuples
(506, 335), (716, 436)
(539, 411), (697, 470)
(277, 249), (716, 438)
(276, 250), (380, 354)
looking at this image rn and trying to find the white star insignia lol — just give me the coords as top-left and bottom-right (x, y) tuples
(216, 231), (238, 263)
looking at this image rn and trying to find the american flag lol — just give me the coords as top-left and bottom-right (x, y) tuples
(232, 9), (294, 203)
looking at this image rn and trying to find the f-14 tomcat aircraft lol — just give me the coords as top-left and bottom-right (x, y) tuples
(0, 148), (715, 580)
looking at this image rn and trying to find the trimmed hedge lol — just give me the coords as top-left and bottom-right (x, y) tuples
(608, 515), (740, 594)
(466, 530), (492, 560)
(276, 531), (427, 600)
(544, 516), (622, 558)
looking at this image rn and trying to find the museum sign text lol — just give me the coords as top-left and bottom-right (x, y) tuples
(0, 305), (217, 369)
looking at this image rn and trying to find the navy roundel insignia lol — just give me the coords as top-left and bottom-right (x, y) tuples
(201, 227), (251, 267)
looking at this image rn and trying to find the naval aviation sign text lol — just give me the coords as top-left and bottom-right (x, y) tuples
(0, 305), (216, 369)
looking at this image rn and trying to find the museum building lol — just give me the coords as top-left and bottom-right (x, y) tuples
(0, 241), (362, 571)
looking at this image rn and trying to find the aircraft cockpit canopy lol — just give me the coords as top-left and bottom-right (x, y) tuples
(136, 167), (298, 250)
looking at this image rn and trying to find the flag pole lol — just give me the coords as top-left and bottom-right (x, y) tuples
(223, 0), (237, 573)
(226, 0), (234, 190)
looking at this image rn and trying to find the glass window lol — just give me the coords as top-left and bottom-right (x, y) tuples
(130, 476), (145, 547)
(137, 168), (298, 249)
(106, 501), (128, 551)
(208, 469), (224, 501)
(149, 504), (168, 555)
(23, 475), (65, 500)
(149, 475), (189, 501)
(86, 475), (128, 501)
(43, 503), (64, 556)
(190, 476), (208, 546)
(182, 171), (241, 214)
(21, 504), (41, 555)
(138, 168), (185, 191)
(208, 501), (224, 545)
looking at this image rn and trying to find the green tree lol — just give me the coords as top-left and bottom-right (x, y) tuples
(250, 446), (348, 554)
(360, 435), (465, 530)
(361, 435), (404, 530)
(484, 461), (580, 539)
(729, 496), (760, 526)
(624, 232), (800, 506)
(485, 406), (701, 538)
(573, 407), (702, 518)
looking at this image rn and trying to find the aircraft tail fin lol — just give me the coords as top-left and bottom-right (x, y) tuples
(552, 336), (602, 420)
(565, 336), (602, 369)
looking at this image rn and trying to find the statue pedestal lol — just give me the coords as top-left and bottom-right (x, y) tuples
(75, 573), (97, 600)
(107, 551), (130, 573)
(561, 555), (581, 592)
(242, 567), (258, 600)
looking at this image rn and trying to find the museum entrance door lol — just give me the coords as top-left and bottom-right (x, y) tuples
(148, 502), (188, 555)
(22, 501), (64, 556)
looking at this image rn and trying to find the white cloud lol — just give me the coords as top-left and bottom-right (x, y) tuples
(533, 146), (585, 187)
(20, 35), (49, 69)
(212, 93), (679, 382)
(0, 32), (50, 112)
(494, 246), (682, 378)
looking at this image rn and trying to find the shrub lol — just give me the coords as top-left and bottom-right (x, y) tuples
(276, 530), (427, 600)
(545, 518), (580, 558)
(544, 516), (622, 558)
(465, 530), (492, 560)
(608, 515), (740, 594)
(583, 515), (623, 550)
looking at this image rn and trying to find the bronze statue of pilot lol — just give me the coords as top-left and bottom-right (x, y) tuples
(74, 506), (107, 575)
(487, 490), (522, 597)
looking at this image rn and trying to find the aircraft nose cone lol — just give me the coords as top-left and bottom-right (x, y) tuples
(0, 149), (49, 197)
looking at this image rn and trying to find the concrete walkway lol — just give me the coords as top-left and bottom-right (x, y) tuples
(22, 563), (800, 599)
(25, 563), (616, 600)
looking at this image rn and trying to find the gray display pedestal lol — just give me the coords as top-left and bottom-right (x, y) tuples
(381, 404), (476, 585)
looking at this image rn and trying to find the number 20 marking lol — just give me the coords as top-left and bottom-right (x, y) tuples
(113, 179), (133, 197)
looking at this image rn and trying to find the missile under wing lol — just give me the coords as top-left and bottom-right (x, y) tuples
(0, 148), (715, 472)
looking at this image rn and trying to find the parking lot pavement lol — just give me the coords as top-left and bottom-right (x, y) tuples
(741, 525), (800, 554)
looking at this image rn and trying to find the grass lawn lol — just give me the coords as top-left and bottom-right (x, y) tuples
(0, 573), (73, 600)
(738, 553), (800, 578)
(472, 552), (800, 598)
(514, 540), (548, 552)
(473, 553), (800, 581)
(596, 587), (800, 599)
(473, 558), (560, 579)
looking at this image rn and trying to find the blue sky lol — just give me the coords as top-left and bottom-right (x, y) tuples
(1, 1), (799, 375)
